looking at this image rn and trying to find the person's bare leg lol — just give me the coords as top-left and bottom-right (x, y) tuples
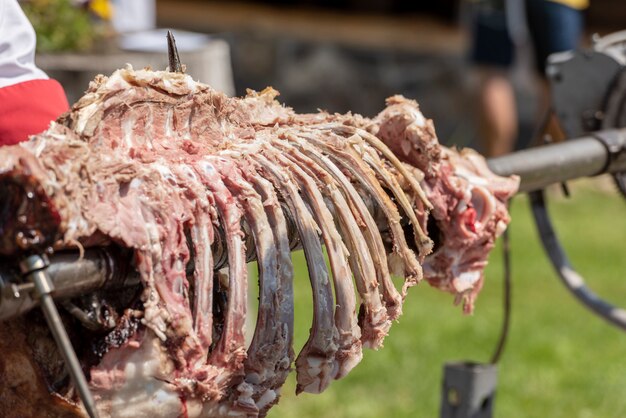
(477, 70), (517, 157)
(537, 78), (567, 143)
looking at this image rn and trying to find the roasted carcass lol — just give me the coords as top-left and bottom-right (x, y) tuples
(0, 67), (518, 417)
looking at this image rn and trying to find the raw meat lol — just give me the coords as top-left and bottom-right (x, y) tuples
(0, 67), (518, 417)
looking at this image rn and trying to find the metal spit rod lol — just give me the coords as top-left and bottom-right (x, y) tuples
(19, 254), (100, 418)
(487, 129), (626, 191)
(0, 247), (139, 321)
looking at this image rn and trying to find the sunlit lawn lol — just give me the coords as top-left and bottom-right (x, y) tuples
(257, 177), (625, 418)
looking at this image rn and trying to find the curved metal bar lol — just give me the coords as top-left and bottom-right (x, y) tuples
(529, 189), (626, 331)
(490, 227), (511, 364)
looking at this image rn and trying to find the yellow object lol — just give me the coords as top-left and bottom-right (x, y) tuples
(549, 0), (589, 10)
(89, 0), (113, 20)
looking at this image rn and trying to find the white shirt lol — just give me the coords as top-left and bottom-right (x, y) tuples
(0, 0), (48, 88)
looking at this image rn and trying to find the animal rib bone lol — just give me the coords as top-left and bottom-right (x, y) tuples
(0, 66), (519, 418)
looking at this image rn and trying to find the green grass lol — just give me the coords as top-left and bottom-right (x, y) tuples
(259, 178), (626, 418)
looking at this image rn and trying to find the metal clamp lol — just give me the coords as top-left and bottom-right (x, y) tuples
(591, 129), (626, 197)
(591, 129), (626, 175)
(19, 254), (100, 418)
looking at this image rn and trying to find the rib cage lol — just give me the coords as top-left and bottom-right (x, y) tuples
(0, 66), (519, 418)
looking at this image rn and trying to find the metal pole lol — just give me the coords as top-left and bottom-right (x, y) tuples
(1, 248), (140, 321)
(487, 129), (626, 192)
(19, 254), (100, 418)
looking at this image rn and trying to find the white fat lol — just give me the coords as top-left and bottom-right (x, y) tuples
(165, 107), (174, 137)
(452, 270), (481, 293)
(186, 77), (199, 92)
(456, 199), (467, 214)
(307, 356), (324, 368)
(455, 167), (490, 187)
(198, 160), (215, 175)
(486, 191), (496, 219)
(400, 138), (412, 156)
(409, 107), (426, 127)
(122, 113), (137, 149)
(495, 220), (507, 237)
(152, 162), (176, 183)
(220, 141), (262, 157)
(48, 132), (68, 142)
(129, 178), (143, 189)
(75, 101), (102, 134)
(65, 217), (89, 237)
(196, 223), (213, 307)
(97, 333), (182, 418)
(142, 318), (167, 342)
(30, 133), (48, 157)
(471, 186), (496, 224)
(185, 399), (203, 418)
(173, 276), (184, 297)
(462, 185), (472, 203)
(142, 286), (168, 342)
(105, 70), (131, 90)
(178, 164), (197, 181)
(181, 113), (192, 140)
(146, 109), (154, 150)
(349, 136), (365, 152)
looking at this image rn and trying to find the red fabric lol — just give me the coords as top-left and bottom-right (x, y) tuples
(0, 79), (69, 146)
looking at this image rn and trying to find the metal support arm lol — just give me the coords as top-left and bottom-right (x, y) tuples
(487, 129), (626, 191)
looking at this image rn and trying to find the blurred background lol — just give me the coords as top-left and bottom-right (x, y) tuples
(21, 0), (626, 417)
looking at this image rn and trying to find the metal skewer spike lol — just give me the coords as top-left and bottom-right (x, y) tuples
(19, 254), (100, 418)
(167, 30), (184, 73)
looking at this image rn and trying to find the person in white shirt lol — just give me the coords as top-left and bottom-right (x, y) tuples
(0, 0), (68, 146)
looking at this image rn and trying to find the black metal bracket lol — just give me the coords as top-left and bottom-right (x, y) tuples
(440, 362), (498, 418)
